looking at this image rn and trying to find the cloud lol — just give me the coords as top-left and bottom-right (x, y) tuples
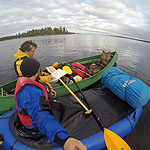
(0, 0), (150, 40)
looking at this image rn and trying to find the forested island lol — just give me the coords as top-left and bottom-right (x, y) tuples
(0, 26), (75, 41)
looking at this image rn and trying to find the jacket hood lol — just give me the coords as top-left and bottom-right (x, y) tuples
(13, 49), (30, 59)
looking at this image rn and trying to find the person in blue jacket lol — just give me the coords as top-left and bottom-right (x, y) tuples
(15, 58), (86, 150)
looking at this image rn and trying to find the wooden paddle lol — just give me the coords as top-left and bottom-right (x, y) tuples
(46, 66), (92, 115)
(63, 65), (131, 150)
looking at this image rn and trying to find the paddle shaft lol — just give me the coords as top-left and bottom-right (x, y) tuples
(59, 78), (90, 112)
(70, 74), (105, 130)
(70, 76), (86, 101)
(63, 65), (105, 129)
(46, 66), (92, 114)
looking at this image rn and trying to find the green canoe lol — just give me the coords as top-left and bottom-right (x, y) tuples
(0, 51), (118, 114)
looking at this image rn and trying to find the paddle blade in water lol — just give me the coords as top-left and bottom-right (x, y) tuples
(104, 128), (131, 150)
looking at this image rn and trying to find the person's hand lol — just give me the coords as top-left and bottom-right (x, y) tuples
(45, 73), (50, 76)
(63, 138), (87, 150)
(49, 74), (55, 80)
(45, 73), (55, 80)
(50, 89), (56, 98)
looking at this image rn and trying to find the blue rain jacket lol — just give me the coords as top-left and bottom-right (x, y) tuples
(16, 84), (69, 146)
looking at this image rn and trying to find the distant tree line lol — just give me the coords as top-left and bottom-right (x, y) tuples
(0, 26), (75, 41)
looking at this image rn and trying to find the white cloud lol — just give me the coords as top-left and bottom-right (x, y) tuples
(0, 0), (150, 40)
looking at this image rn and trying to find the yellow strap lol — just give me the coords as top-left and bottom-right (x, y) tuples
(39, 76), (50, 83)
(16, 59), (23, 76)
(39, 76), (53, 89)
(41, 71), (47, 76)
(45, 82), (53, 89)
(0, 141), (3, 145)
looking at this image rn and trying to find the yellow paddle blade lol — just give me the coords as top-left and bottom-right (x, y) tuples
(63, 66), (72, 75)
(104, 128), (131, 150)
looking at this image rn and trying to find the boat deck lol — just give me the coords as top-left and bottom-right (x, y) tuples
(9, 87), (135, 149)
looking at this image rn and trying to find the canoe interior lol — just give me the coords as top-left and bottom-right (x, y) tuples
(0, 52), (117, 94)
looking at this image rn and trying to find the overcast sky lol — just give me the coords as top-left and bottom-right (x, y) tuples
(1, 0), (150, 40)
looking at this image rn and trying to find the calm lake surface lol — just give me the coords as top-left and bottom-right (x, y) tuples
(0, 34), (150, 149)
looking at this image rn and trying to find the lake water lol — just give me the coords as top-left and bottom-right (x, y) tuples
(0, 34), (150, 149)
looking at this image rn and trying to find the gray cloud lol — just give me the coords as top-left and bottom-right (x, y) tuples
(0, 0), (150, 40)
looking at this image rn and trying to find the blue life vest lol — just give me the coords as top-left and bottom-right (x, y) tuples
(101, 67), (150, 108)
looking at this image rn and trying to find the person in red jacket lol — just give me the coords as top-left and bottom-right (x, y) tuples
(15, 58), (86, 150)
